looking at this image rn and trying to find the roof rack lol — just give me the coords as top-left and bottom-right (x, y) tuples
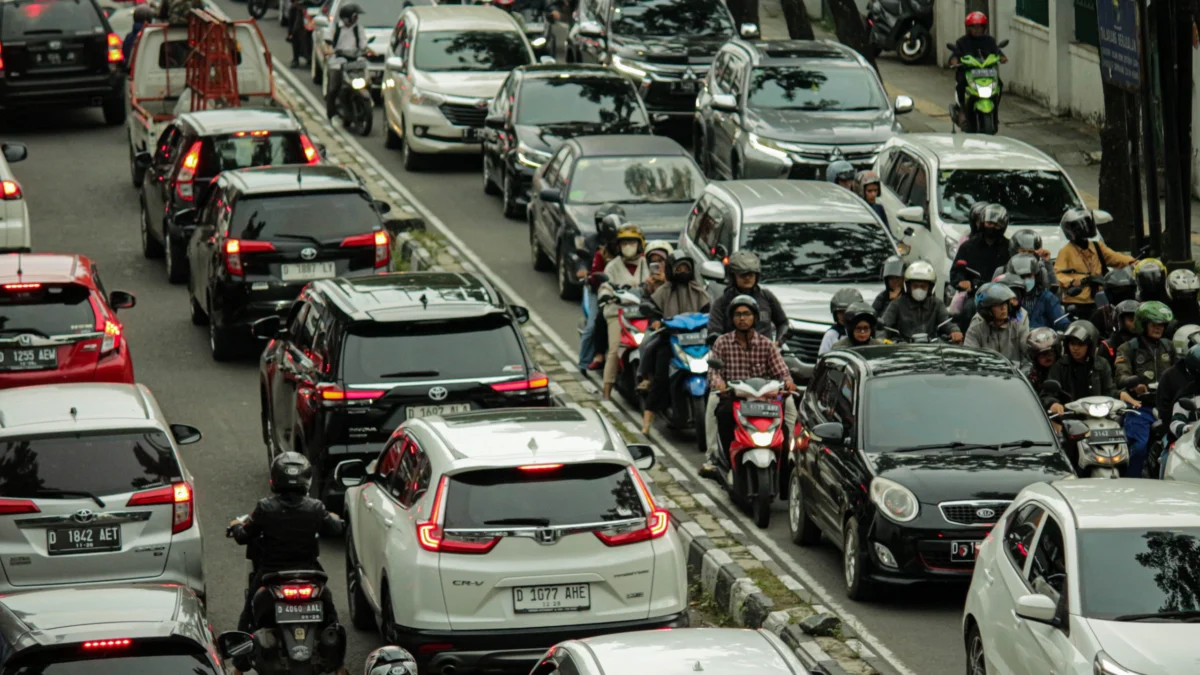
(185, 9), (243, 111)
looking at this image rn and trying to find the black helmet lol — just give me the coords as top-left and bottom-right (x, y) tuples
(843, 302), (877, 332)
(1115, 299), (1141, 321)
(339, 2), (362, 20)
(666, 250), (695, 280)
(270, 451), (313, 494)
(968, 202), (991, 236)
(1060, 208), (1097, 243)
(1025, 327), (1061, 361)
(980, 204), (1010, 236)
(364, 646), (418, 675)
(830, 288), (864, 321)
(597, 211), (627, 245)
(594, 204), (626, 227)
(995, 273), (1026, 301)
(1102, 267), (1137, 305)
(881, 255), (905, 281)
(729, 294), (759, 318)
(1136, 260), (1168, 300)
(1186, 343), (1200, 374)
(1063, 320), (1100, 355)
(726, 250), (761, 280)
(1008, 228), (1042, 255)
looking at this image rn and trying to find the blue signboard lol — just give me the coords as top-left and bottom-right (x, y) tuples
(1096, 0), (1141, 91)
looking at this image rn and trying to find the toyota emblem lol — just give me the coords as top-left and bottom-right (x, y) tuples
(975, 508), (996, 520)
(48, 41), (61, 50)
(428, 386), (449, 401)
(17, 334), (31, 346)
(72, 509), (96, 523)
(300, 247), (318, 261)
(828, 147), (843, 161)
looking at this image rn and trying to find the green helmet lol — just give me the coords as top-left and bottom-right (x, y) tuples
(1133, 301), (1175, 334)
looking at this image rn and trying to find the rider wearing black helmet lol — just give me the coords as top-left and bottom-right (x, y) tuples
(707, 250), (788, 341)
(1134, 259), (1169, 303)
(1025, 327), (1061, 392)
(364, 647), (419, 675)
(874, 255), (905, 315)
(1089, 267), (1137, 336)
(825, 160), (856, 191)
(1045, 320), (1117, 402)
(1160, 331), (1200, 432)
(1055, 208), (1134, 319)
(832, 303), (887, 348)
(579, 208), (627, 372)
(951, 204), (1011, 294)
(324, 2), (368, 120)
(229, 452), (346, 673)
(819, 288), (864, 355)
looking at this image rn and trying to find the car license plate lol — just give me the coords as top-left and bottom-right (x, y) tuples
(47, 525), (121, 555)
(406, 403), (471, 419)
(950, 541), (978, 562)
(34, 50), (78, 67)
(0, 347), (57, 371)
(741, 401), (780, 418)
(280, 262), (336, 281)
(513, 583), (590, 613)
(671, 80), (697, 94)
(463, 127), (483, 142)
(275, 602), (323, 624)
(676, 331), (706, 347)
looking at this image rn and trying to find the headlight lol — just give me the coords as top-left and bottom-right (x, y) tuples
(750, 431), (775, 447)
(1094, 651), (1143, 675)
(688, 356), (709, 374)
(409, 88), (446, 106)
(516, 143), (552, 168)
(976, 84), (994, 98)
(1086, 402), (1114, 417)
(944, 234), (960, 259)
(869, 477), (919, 523)
(610, 54), (648, 79)
(531, 36), (547, 47)
(633, 331), (644, 346)
(747, 133), (790, 161)
(350, 77), (367, 90)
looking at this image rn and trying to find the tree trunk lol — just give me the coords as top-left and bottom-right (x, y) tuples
(1098, 83), (1140, 248)
(825, 0), (875, 67)
(779, 0), (816, 39)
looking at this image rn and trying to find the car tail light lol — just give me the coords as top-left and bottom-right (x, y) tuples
(0, 498), (39, 515)
(126, 482), (194, 534)
(89, 295), (122, 355)
(316, 384), (386, 403)
(518, 463), (562, 472)
(417, 476), (499, 554)
(0, 42), (5, 72)
(224, 239), (275, 276)
(276, 584), (318, 599)
(106, 33), (122, 63)
(176, 141), (202, 201)
(489, 372), (549, 392)
(417, 643), (454, 657)
(233, 130), (270, 137)
(83, 639), (132, 649)
(340, 230), (390, 268)
(595, 468), (669, 546)
(2, 283), (39, 290)
(1, 180), (20, 200)
(300, 134), (320, 164)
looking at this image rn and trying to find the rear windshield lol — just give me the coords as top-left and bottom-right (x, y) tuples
(0, 431), (182, 499)
(444, 464), (646, 528)
(198, 133), (307, 176)
(340, 316), (526, 383)
(5, 644), (217, 675)
(230, 191), (379, 242)
(0, 284), (96, 337)
(1, 0), (103, 41)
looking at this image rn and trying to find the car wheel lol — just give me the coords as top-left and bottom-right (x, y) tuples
(102, 96), (125, 126)
(843, 515), (873, 600)
(557, 248), (581, 301)
(965, 624), (987, 675)
(502, 170), (523, 220)
(788, 467), (821, 546)
(530, 221), (552, 271)
(311, 54), (323, 85)
(189, 296), (208, 326)
(165, 232), (187, 284)
(483, 155), (500, 196)
(345, 530), (377, 630)
(400, 120), (425, 172)
(379, 585), (398, 644)
(140, 203), (164, 259)
(208, 302), (237, 362)
(129, 142), (142, 189)
(385, 109), (402, 150)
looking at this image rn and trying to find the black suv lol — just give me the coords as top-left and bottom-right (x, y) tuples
(0, 0), (126, 124)
(137, 108), (322, 283)
(252, 271), (549, 507)
(185, 164), (393, 361)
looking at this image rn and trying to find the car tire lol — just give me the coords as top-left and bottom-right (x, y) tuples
(692, 396), (706, 453)
(102, 96), (125, 126)
(502, 170), (523, 220)
(346, 530), (378, 630)
(129, 141), (142, 188)
(557, 248), (581, 301)
(190, 296), (208, 326)
(165, 232), (187, 284)
(788, 466), (821, 546)
(208, 302), (237, 362)
(965, 623), (987, 675)
(530, 221), (552, 271)
(401, 120), (425, 172)
(483, 155), (501, 196)
(379, 584), (398, 644)
(843, 515), (873, 600)
(311, 53), (323, 85)
(385, 110), (403, 150)
(141, 203), (164, 259)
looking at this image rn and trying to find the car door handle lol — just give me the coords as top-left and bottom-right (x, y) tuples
(382, 516), (394, 526)
(364, 497), (374, 509)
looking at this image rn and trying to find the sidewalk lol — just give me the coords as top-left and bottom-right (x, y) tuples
(754, 0), (1200, 260)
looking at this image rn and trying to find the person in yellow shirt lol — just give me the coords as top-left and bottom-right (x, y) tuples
(1054, 209), (1134, 319)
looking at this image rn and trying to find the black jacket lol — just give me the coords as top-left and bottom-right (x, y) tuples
(233, 493), (344, 573)
(1157, 362), (1196, 424)
(1046, 357), (1116, 402)
(708, 284), (788, 342)
(879, 294), (954, 341)
(953, 34), (1005, 61)
(950, 235), (1010, 288)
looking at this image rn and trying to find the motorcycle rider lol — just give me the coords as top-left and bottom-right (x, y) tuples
(323, 3), (369, 121)
(642, 242), (672, 297)
(1164, 341), (1200, 441)
(599, 224), (650, 399)
(1089, 267), (1137, 335)
(579, 208), (626, 372)
(951, 204), (1011, 295)
(1045, 320), (1117, 401)
(287, 0), (320, 68)
(995, 272), (1030, 325)
(826, 160), (857, 191)
(1099, 299), (1140, 364)
(228, 453), (346, 675)
(637, 251), (711, 434)
(880, 261), (964, 342)
(1007, 253), (1067, 329)
(1055, 208), (1135, 319)
(1025, 327), (1062, 396)
(949, 12), (1007, 128)
(1135, 259), (1169, 303)
(964, 282), (1027, 362)
(819, 288), (864, 355)
(855, 170), (889, 227)
(1166, 268), (1200, 333)
(832, 303), (888, 348)
(873, 255), (905, 315)
(364, 647), (419, 675)
(1114, 301), (1177, 403)
(1008, 227), (1055, 288)
(123, 6), (155, 69)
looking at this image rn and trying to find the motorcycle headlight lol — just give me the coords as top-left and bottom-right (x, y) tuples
(750, 431), (775, 447)
(870, 477), (919, 523)
(516, 143), (552, 168)
(633, 331), (644, 346)
(531, 36), (547, 47)
(944, 234), (960, 259)
(1094, 651), (1143, 675)
(410, 87), (446, 106)
(610, 54), (648, 80)
(1086, 402), (1114, 418)
(688, 356), (709, 374)
(351, 77), (368, 90)
(747, 133), (791, 161)
(976, 84), (994, 98)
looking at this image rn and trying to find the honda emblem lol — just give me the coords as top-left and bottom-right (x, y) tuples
(535, 528), (560, 544)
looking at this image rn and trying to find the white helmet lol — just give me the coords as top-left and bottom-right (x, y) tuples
(645, 241), (674, 260)
(1174, 324), (1200, 354)
(903, 260), (937, 291)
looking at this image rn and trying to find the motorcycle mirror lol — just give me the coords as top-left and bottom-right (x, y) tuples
(626, 443), (656, 470)
(708, 356), (725, 370)
(997, 38), (1010, 48)
(706, 333), (720, 346)
(739, 22), (760, 39)
(1062, 419), (1089, 440)
(217, 632), (255, 659)
(510, 304), (530, 324)
(1119, 375), (1142, 390)
(592, 272), (609, 285)
(946, 42), (956, 51)
(1065, 286), (1083, 297)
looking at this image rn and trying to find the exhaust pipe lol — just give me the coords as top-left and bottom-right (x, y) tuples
(441, 664), (457, 675)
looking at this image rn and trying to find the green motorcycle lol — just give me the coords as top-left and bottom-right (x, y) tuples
(947, 39), (1008, 135)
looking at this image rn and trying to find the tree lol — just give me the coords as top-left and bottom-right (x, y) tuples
(778, 0), (816, 39)
(1097, 85), (1141, 248)
(825, 0), (876, 67)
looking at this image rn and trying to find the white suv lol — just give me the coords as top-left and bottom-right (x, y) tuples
(0, 142), (30, 252)
(335, 407), (689, 671)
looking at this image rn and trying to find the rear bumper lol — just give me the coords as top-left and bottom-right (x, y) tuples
(0, 71), (123, 108)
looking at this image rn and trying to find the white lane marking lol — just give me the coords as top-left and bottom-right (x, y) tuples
(269, 58), (917, 675)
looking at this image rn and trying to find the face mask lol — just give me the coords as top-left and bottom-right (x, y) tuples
(675, 273), (693, 284)
(1024, 278), (1036, 292)
(620, 243), (638, 259)
(911, 288), (928, 302)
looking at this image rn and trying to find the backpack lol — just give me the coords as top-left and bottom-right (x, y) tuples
(331, 23), (361, 54)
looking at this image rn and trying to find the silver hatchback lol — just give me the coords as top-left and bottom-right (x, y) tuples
(0, 383), (205, 598)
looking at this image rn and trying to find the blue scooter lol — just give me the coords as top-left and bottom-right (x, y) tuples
(659, 312), (710, 452)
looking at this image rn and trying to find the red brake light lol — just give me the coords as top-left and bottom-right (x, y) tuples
(1, 180), (21, 200)
(0, 498), (39, 515)
(0, 42), (6, 72)
(595, 468), (670, 546)
(316, 384), (386, 402)
(107, 32), (122, 63)
(176, 141), (202, 201)
(223, 239), (276, 276)
(340, 230), (390, 268)
(300, 134), (319, 164)
(278, 584), (317, 599)
(490, 372), (549, 392)
(417, 476), (499, 554)
(2, 282), (39, 290)
(518, 463), (562, 472)
(126, 483), (194, 534)
(83, 639), (132, 650)
(233, 130), (270, 137)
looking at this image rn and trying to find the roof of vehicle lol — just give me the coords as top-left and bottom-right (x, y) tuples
(731, 38), (862, 66)
(419, 407), (628, 466)
(1047, 479), (1200, 529)
(0, 584), (208, 651)
(837, 344), (1019, 378)
(178, 108), (302, 136)
(316, 271), (508, 323)
(572, 628), (804, 675)
(888, 134), (1062, 171)
(568, 134), (689, 157)
(0, 253), (95, 286)
(407, 5), (522, 31)
(710, 180), (881, 224)
(516, 63), (617, 78)
(0, 383), (160, 432)
(221, 164), (364, 196)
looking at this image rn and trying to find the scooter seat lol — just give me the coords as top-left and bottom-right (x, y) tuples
(878, 0), (902, 14)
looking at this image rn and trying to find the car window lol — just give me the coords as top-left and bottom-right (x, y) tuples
(739, 220), (896, 284)
(4, 646), (220, 675)
(89, 265), (108, 299)
(709, 52), (729, 94)
(301, 302), (322, 355)
(154, 126), (181, 165)
(0, 431), (183, 499)
(555, 147), (577, 189)
(289, 302), (314, 350)
(443, 463), (646, 528)
(816, 364), (843, 422)
(516, 77), (647, 127)
(230, 191), (379, 242)
(412, 30), (531, 72)
(0, 283), (96, 338)
(686, 195), (713, 244)
(609, 0), (733, 38)
(566, 155), (703, 204)
(876, 149), (895, 182)
(1, 0), (103, 41)
(1029, 515), (1067, 604)
(887, 152), (917, 196)
(542, 147), (566, 185)
(376, 437), (404, 478)
(198, 132), (307, 176)
(937, 169), (1083, 226)
(714, 203), (735, 257)
(339, 315), (527, 383)
(906, 160), (928, 209)
(557, 655), (582, 675)
(746, 65), (887, 111)
(388, 439), (419, 504)
(1076, 526), (1200, 620)
(1003, 503), (1045, 575)
(696, 200), (726, 258)
(834, 367), (856, 435)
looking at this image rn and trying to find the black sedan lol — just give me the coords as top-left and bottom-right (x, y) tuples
(527, 134), (705, 300)
(482, 63), (652, 219)
(786, 344), (1074, 599)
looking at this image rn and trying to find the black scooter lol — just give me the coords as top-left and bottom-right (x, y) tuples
(865, 0), (934, 64)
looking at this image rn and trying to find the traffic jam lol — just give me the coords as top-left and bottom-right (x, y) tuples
(0, 0), (1195, 673)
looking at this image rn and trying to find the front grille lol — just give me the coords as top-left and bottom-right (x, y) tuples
(439, 102), (488, 127)
(787, 157), (875, 180)
(786, 329), (823, 363)
(938, 500), (1010, 526)
(917, 539), (980, 572)
(643, 81), (700, 111)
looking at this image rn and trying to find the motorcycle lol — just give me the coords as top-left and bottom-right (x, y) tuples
(334, 49), (374, 137)
(248, 0), (280, 20)
(948, 39), (1008, 135)
(866, 0), (933, 64)
(518, 7), (554, 58)
(883, 317), (958, 344)
(1044, 383), (1131, 478)
(655, 312), (710, 451)
(596, 277), (647, 402)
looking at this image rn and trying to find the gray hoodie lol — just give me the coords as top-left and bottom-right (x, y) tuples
(964, 312), (1029, 364)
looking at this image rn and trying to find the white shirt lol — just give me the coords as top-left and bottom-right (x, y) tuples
(325, 20), (368, 67)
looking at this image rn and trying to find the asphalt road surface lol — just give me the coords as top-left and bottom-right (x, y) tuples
(4, 9), (967, 674)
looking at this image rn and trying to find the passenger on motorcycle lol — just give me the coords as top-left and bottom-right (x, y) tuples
(642, 242), (672, 296)
(1166, 268), (1200, 334)
(1114, 301), (1177, 399)
(826, 160), (857, 191)
(880, 260), (964, 342)
(580, 208), (626, 372)
(995, 273), (1030, 325)
(1167, 343), (1200, 443)
(832, 303), (888, 348)
(964, 282), (1027, 362)
(1135, 259), (1169, 303)
(637, 251), (711, 433)
(1055, 209), (1135, 319)
(951, 204), (1011, 294)
(873, 255), (905, 315)
(1045, 320), (1117, 401)
(600, 224), (650, 399)
(705, 295), (797, 473)
(819, 288), (864, 355)
(949, 12), (1007, 127)
(1007, 253), (1067, 329)
(1099, 299), (1139, 363)
(229, 453), (346, 675)
(855, 170), (889, 228)
(1025, 327), (1062, 396)
(1158, 326), (1200, 423)
(323, 3), (369, 121)
(1089, 267), (1137, 334)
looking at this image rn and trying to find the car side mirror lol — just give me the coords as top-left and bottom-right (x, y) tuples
(334, 459), (369, 488)
(626, 443), (655, 470)
(739, 22), (760, 39)
(1, 142), (27, 163)
(251, 315), (284, 340)
(578, 20), (603, 37)
(539, 187), (562, 203)
(651, 113), (670, 124)
(374, 200), (392, 214)
(708, 356), (724, 370)
(539, 55), (556, 64)
(1093, 209), (1113, 225)
(108, 290), (136, 311)
(170, 424), (202, 445)
(896, 206), (926, 225)
(894, 95), (914, 114)
(1015, 593), (1057, 625)
(511, 305), (530, 324)
(485, 113), (506, 129)
(811, 421), (844, 443)
(134, 151), (153, 171)
(782, 355), (804, 378)
(700, 259), (725, 281)
(997, 39), (1010, 49)
(711, 93), (738, 113)
(217, 631), (255, 659)
(386, 55), (404, 69)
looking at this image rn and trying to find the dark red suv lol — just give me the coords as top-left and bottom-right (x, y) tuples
(0, 253), (136, 388)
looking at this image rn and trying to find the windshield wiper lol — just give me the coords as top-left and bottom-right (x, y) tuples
(482, 517), (551, 526)
(1113, 610), (1200, 622)
(378, 370), (439, 378)
(32, 488), (105, 508)
(270, 233), (322, 244)
(887, 440), (1052, 453)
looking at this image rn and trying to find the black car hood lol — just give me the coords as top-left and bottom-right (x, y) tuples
(610, 35), (727, 65)
(515, 123), (648, 154)
(745, 107), (898, 145)
(869, 449), (1074, 504)
(567, 202), (691, 237)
